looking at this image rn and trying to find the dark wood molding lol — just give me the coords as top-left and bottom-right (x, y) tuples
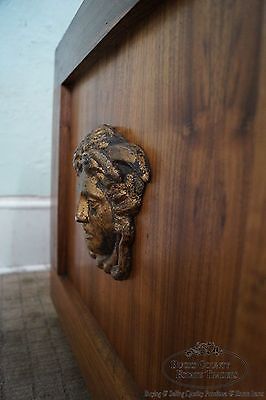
(54, 0), (162, 86)
(50, 269), (140, 399)
(55, 0), (140, 85)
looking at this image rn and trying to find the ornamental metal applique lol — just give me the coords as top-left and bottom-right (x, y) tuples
(73, 125), (151, 280)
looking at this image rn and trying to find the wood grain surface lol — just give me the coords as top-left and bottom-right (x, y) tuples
(50, 269), (140, 399)
(51, 0), (266, 396)
(54, 0), (162, 86)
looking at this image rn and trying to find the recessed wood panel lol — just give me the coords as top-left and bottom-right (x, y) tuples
(52, 0), (266, 394)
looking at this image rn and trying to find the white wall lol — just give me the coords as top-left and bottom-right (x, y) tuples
(0, 0), (82, 270)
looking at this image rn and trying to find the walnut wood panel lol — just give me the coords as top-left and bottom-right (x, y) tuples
(51, 0), (266, 396)
(54, 0), (139, 85)
(55, 0), (161, 86)
(50, 269), (140, 399)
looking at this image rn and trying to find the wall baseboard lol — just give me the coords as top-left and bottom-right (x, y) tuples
(0, 196), (51, 209)
(0, 264), (50, 275)
(0, 196), (51, 270)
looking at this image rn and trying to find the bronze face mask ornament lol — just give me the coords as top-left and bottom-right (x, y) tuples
(73, 125), (151, 280)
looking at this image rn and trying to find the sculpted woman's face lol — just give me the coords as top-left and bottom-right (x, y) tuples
(73, 125), (151, 280)
(75, 172), (115, 256)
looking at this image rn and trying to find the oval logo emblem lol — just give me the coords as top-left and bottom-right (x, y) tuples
(162, 342), (248, 389)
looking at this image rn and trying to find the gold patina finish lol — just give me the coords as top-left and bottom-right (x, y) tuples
(73, 125), (151, 280)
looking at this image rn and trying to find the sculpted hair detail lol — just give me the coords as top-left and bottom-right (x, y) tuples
(73, 125), (151, 280)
